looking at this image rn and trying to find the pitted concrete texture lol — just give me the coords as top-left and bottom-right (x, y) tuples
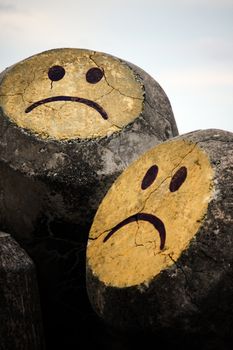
(87, 139), (214, 287)
(0, 48), (143, 140)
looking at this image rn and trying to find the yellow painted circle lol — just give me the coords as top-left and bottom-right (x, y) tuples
(87, 139), (214, 287)
(0, 49), (143, 140)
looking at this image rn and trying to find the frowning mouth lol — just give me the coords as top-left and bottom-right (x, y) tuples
(25, 95), (108, 120)
(103, 212), (166, 250)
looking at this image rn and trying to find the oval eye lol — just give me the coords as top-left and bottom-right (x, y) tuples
(141, 165), (158, 190)
(86, 67), (104, 84)
(48, 65), (65, 81)
(169, 166), (187, 192)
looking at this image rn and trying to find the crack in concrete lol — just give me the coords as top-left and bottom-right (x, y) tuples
(90, 52), (144, 101)
(22, 70), (36, 98)
(168, 253), (199, 309)
(95, 87), (114, 101)
(199, 248), (218, 263)
(145, 100), (173, 127)
(89, 142), (198, 243)
(0, 92), (26, 107)
(134, 218), (144, 248)
(1, 83), (123, 134)
(197, 243), (229, 274)
(138, 142), (197, 215)
(0, 73), (30, 104)
(146, 100), (166, 116)
(138, 113), (166, 139)
(1, 65), (116, 111)
(95, 88), (123, 130)
(88, 227), (112, 241)
(0, 56), (145, 138)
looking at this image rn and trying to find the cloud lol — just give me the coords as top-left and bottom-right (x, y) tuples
(0, 0), (17, 12)
(158, 67), (233, 89)
(167, 0), (233, 6)
(0, 10), (51, 39)
(197, 37), (233, 62)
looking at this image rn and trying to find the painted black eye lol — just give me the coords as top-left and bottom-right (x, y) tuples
(169, 166), (187, 192)
(141, 165), (159, 190)
(48, 65), (65, 81)
(86, 67), (104, 84)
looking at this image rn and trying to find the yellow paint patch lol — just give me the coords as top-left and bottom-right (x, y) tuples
(0, 48), (143, 140)
(87, 139), (214, 287)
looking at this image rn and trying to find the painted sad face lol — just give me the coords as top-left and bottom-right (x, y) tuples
(0, 49), (143, 140)
(87, 139), (214, 287)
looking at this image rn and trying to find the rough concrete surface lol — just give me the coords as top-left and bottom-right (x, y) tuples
(0, 48), (178, 349)
(87, 129), (233, 349)
(0, 233), (44, 350)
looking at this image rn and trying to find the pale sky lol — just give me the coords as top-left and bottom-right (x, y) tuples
(0, 0), (233, 134)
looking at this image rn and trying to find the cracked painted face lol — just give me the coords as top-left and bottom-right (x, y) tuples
(87, 139), (214, 287)
(0, 48), (144, 140)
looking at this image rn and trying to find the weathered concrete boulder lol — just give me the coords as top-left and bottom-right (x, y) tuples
(0, 48), (178, 241)
(0, 232), (44, 350)
(0, 48), (178, 348)
(87, 129), (233, 343)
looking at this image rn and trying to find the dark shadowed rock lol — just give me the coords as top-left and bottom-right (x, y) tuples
(0, 232), (44, 350)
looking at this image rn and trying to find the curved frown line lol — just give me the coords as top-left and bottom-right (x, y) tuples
(25, 96), (108, 120)
(103, 213), (166, 250)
